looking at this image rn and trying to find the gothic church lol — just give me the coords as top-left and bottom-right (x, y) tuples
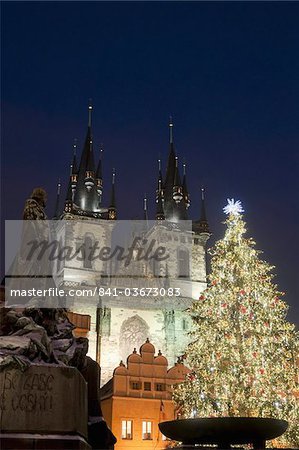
(54, 104), (210, 385)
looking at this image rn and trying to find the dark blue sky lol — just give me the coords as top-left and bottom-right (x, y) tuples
(2, 2), (299, 324)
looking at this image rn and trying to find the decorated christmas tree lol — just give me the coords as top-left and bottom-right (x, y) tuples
(173, 199), (299, 447)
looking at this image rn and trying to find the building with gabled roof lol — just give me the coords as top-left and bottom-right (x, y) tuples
(100, 339), (190, 449)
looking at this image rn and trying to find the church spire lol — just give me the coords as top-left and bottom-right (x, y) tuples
(156, 188), (165, 222)
(160, 117), (188, 221)
(71, 139), (78, 174)
(88, 98), (92, 128)
(182, 162), (190, 208)
(73, 101), (98, 212)
(53, 179), (61, 219)
(155, 158), (163, 203)
(198, 187), (210, 233)
(143, 194), (148, 222)
(71, 139), (78, 194)
(108, 168), (117, 220)
(96, 144), (103, 202)
(173, 156), (183, 204)
(64, 139), (78, 213)
(169, 115), (173, 144)
(163, 117), (176, 214)
(164, 116), (176, 189)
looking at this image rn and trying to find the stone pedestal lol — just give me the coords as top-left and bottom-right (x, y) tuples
(0, 364), (90, 449)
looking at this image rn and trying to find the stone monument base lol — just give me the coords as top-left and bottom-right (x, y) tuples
(0, 433), (90, 449)
(0, 365), (90, 450)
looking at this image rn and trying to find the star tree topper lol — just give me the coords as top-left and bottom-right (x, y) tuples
(223, 198), (244, 216)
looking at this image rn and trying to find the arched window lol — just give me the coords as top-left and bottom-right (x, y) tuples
(119, 315), (149, 362)
(178, 249), (190, 278)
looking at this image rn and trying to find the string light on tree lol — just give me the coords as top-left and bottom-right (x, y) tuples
(173, 199), (299, 447)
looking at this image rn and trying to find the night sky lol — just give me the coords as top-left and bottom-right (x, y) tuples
(2, 2), (299, 325)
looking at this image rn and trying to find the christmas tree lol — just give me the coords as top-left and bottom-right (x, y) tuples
(173, 199), (299, 447)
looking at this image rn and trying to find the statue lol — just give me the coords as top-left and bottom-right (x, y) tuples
(1, 188), (117, 449)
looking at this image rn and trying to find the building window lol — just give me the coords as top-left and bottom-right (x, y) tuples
(144, 382), (151, 391)
(121, 420), (133, 440)
(142, 421), (152, 440)
(131, 381), (141, 390)
(182, 318), (188, 331)
(178, 249), (190, 278)
(155, 383), (165, 392)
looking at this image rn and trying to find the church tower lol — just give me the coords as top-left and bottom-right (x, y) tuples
(62, 102), (117, 220)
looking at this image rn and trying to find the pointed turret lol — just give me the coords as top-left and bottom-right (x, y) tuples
(193, 187), (210, 234)
(162, 117), (176, 220)
(173, 156), (183, 204)
(182, 162), (190, 208)
(156, 189), (165, 222)
(84, 133), (96, 191)
(96, 145), (104, 203)
(164, 117), (176, 197)
(160, 117), (188, 221)
(73, 101), (99, 212)
(108, 168), (117, 220)
(71, 139), (78, 194)
(53, 179), (61, 219)
(155, 158), (163, 203)
(143, 194), (148, 222)
(64, 139), (78, 213)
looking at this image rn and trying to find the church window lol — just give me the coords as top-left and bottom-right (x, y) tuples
(83, 235), (93, 269)
(144, 382), (151, 391)
(182, 318), (188, 330)
(142, 421), (152, 440)
(120, 315), (149, 363)
(155, 383), (165, 391)
(178, 249), (190, 278)
(121, 420), (133, 439)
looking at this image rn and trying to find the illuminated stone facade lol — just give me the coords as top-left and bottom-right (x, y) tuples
(60, 219), (209, 385)
(56, 106), (210, 385)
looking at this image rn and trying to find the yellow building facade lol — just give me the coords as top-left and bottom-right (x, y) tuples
(100, 339), (190, 449)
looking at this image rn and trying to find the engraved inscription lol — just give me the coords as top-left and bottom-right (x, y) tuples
(0, 371), (54, 413)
